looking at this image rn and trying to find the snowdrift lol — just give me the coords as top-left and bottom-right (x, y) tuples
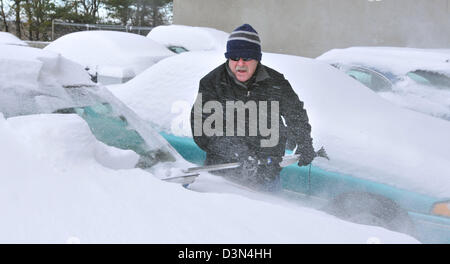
(44, 30), (174, 82)
(109, 51), (450, 199)
(0, 113), (418, 243)
(147, 24), (229, 53)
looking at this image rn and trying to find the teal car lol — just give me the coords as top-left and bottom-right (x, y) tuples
(162, 132), (450, 244)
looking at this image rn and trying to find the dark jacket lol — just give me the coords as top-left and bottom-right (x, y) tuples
(190, 62), (315, 166)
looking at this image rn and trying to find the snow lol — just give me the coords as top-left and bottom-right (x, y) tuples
(0, 44), (420, 243)
(316, 47), (450, 76)
(378, 81), (450, 121)
(44, 30), (174, 81)
(0, 32), (28, 46)
(316, 47), (450, 121)
(147, 24), (229, 53)
(108, 51), (450, 199)
(0, 45), (94, 117)
(0, 113), (418, 243)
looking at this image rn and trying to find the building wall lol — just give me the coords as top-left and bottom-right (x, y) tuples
(173, 0), (450, 58)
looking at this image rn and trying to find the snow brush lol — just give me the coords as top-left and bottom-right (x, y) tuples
(183, 146), (330, 174)
(162, 147), (329, 186)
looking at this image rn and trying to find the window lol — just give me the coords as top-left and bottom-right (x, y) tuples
(168, 46), (189, 54)
(55, 102), (176, 169)
(345, 67), (393, 92)
(407, 70), (450, 90)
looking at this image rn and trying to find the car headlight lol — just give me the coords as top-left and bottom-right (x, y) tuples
(432, 201), (450, 217)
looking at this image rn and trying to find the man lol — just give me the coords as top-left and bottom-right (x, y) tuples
(190, 24), (316, 191)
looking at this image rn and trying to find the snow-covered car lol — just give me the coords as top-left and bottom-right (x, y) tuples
(44, 30), (174, 85)
(0, 44), (190, 179)
(0, 43), (421, 244)
(109, 51), (450, 243)
(317, 47), (450, 121)
(0, 32), (28, 46)
(147, 24), (229, 54)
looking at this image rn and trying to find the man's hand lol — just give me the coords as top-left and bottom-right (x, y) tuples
(297, 154), (314, 167)
(296, 146), (330, 167)
(241, 156), (259, 179)
(295, 144), (316, 167)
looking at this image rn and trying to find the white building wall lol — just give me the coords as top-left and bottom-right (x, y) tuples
(173, 0), (450, 58)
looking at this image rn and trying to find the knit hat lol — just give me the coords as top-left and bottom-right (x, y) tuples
(225, 24), (262, 61)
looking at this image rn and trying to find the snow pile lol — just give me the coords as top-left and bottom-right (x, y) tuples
(317, 47), (450, 76)
(316, 47), (450, 121)
(378, 80), (450, 121)
(44, 31), (174, 80)
(109, 51), (223, 133)
(148, 24), (229, 53)
(109, 51), (450, 199)
(0, 113), (418, 243)
(0, 45), (93, 117)
(0, 32), (28, 46)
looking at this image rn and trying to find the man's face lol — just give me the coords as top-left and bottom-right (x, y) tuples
(228, 58), (258, 82)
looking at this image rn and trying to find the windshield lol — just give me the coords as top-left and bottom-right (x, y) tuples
(407, 70), (450, 90)
(345, 67), (393, 92)
(168, 46), (189, 54)
(54, 87), (180, 169)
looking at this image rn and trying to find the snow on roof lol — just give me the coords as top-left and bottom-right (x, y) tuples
(0, 32), (28, 46)
(109, 51), (450, 199)
(316, 47), (450, 76)
(147, 24), (229, 53)
(0, 45), (94, 117)
(44, 30), (174, 78)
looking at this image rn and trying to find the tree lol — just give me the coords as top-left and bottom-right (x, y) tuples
(79, 0), (102, 23)
(2, 0), (174, 40)
(103, 0), (172, 27)
(103, 0), (133, 25)
(12, 0), (22, 38)
(22, 0), (55, 40)
(0, 0), (9, 31)
(147, 0), (171, 27)
(139, 0), (171, 27)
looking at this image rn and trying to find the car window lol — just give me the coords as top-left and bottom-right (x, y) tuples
(345, 67), (393, 92)
(56, 103), (148, 155)
(407, 70), (450, 90)
(55, 102), (176, 168)
(77, 103), (149, 154)
(168, 46), (189, 54)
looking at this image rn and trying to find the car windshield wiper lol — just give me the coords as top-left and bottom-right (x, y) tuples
(63, 84), (97, 89)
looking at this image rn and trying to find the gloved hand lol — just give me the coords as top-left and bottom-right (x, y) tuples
(233, 147), (251, 161)
(296, 146), (316, 167)
(297, 154), (314, 167)
(241, 156), (259, 179)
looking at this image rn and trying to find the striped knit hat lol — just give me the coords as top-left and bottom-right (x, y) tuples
(225, 24), (262, 61)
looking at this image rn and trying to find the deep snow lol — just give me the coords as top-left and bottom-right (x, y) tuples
(0, 43), (420, 243)
(147, 24), (229, 53)
(0, 45), (93, 117)
(44, 30), (174, 80)
(0, 113), (419, 243)
(108, 51), (450, 199)
(316, 47), (450, 121)
(0, 32), (28, 46)
(316, 47), (450, 76)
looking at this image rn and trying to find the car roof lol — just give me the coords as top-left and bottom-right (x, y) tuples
(317, 47), (450, 77)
